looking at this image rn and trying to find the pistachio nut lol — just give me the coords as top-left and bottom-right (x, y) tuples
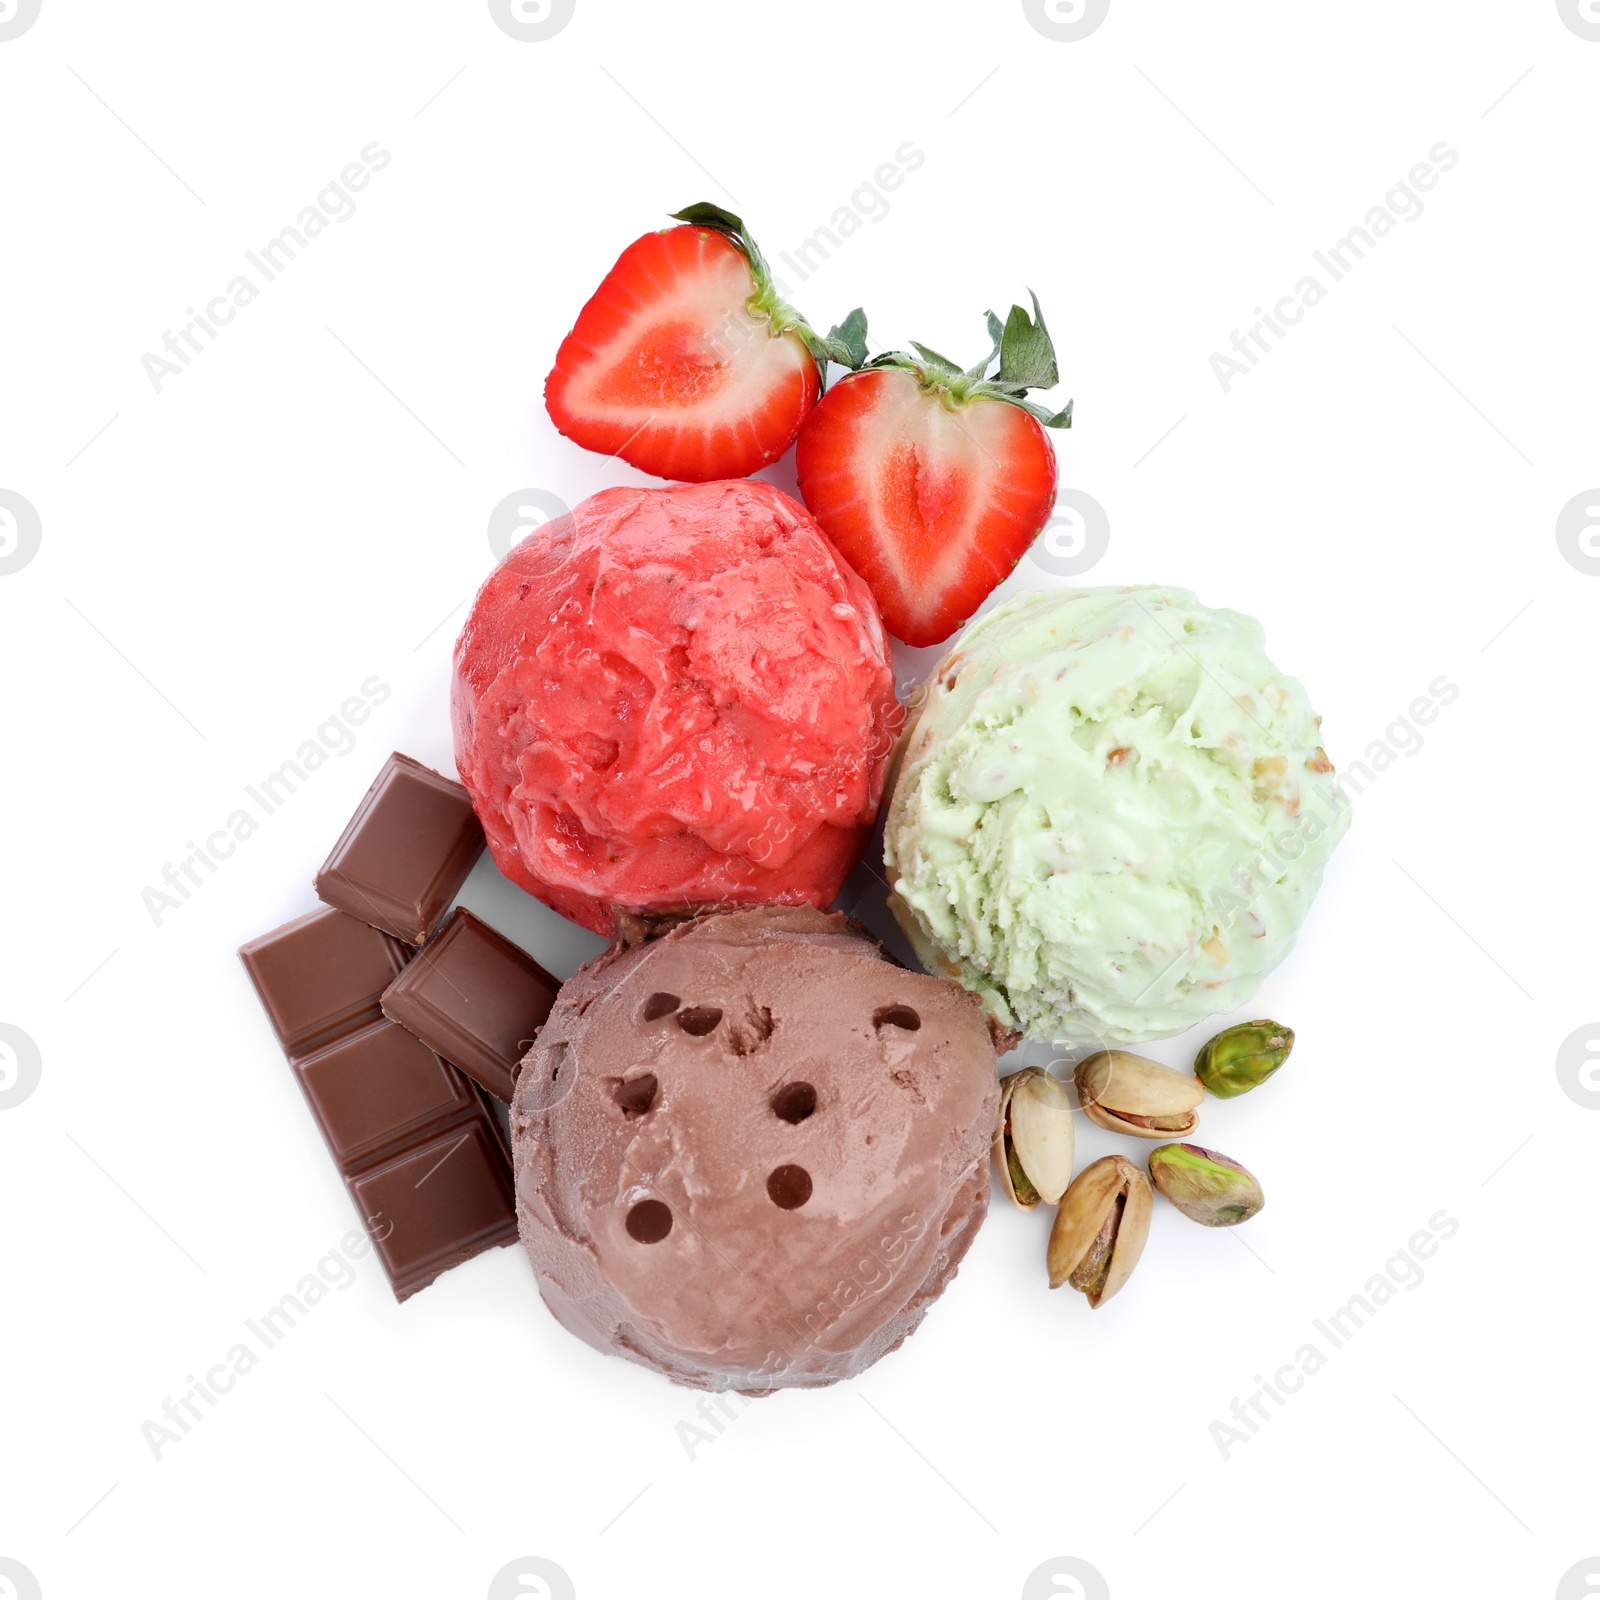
(1074, 1050), (1202, 1138)
(1047, 1154), (1152, 1308)
(1149, 1142), (1265, 1226)
(1193, 1019), (1294, 1099)
(993, 1068), (1076, 1209)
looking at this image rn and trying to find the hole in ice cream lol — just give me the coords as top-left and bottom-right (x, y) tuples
(677, 1005), (723, 1036)
(770, 1082), (817, 1124)
(613, 1074), (659, 1118)
(766, 1165), (813, 1210)
(726, 1003), (774, 1056)
(625, 1199), (673, 1243)
(873, 1004), (921, 1032)
(641, 992), (680, 1021)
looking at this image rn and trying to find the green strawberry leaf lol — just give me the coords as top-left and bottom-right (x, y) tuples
(989, 391), (1075, 429)
(993, 290), (1059, 392)
(909, 341), (965, 376)
(670, 201), (775, 284)
(812, 292), (1073, 424)
(969, 311), (1005, 380)
(669, 201), (747, 234)
(819, 306), (870, 369)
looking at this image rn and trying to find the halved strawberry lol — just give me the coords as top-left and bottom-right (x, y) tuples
(546, 204), (854, 483)
(794, 298), (1073, 647)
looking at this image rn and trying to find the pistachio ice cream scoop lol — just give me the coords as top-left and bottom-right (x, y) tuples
(884, 586), (1349, 1046)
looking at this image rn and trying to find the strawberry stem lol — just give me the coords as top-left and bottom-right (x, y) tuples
(856, 295), (1074, 429)
(664, 205), (1073, 428)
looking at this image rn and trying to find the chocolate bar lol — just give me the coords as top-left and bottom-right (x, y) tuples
(241, 902), (516, 1301)
(315, 752), (484, 944)
(381, 908), (559, 1102)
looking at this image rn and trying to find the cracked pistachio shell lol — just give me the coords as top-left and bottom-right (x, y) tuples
(1074, 1050), (1203, 1139)
(993, 1068), (1075, 1209)
(1046, 1154), (1152, 1308)
(1149, 1142), (1265, 1227)
(1193, 1020), (1294, 1099)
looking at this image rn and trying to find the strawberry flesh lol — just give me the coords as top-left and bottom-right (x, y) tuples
(795, 368), (1058, 647)
(546, 225), (819, 482)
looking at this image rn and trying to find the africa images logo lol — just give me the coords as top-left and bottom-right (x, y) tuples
(487, 1557), (576, 1598)
(1021, 1557), (1110, 1599)
(0, 490), (42, 576)
(1022, 0), (1109, 43)
(489, 489), (572, 561)
(0, 0), (42, 42)
(1557, 0), (1600, 42)
(1556, 490), (1600, 575)
(0, 1025), (43, 1111)
(0, 1558), (42, 1600)
(488, 0), (575, 42)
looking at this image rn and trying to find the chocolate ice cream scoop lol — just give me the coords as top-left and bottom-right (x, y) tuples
(511, 905), (1002, 1392)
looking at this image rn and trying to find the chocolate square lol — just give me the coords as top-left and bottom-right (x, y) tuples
(345, 1116), (518, 1301)
(315, 752), (484, 944)
(381, 909), (559, 1102)
(293, 1019), (480, 1172)
(240, 907), (411, 1059)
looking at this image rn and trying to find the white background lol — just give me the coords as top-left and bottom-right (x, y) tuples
(3, 2), (1598, 1597)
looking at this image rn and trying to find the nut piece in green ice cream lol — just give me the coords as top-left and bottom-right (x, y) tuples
(1047, 1154), (1152, 1308)
(993, 1067), (1076, 1209)
(1194, 1019), (1294, 1099)
(1074, 1050), (1202, 1139)
(882, 586), (1350, 1047)
(1149, 1143), (1264, 1226)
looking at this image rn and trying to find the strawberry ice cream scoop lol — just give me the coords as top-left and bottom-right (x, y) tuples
(452, 480), (899, 937)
